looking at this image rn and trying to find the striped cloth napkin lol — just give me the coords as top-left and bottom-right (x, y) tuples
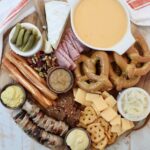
(126, 0), (150, 26)
(0, 0), (34, 64)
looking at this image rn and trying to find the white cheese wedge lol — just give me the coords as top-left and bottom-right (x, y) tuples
(45, 1), (70, 49)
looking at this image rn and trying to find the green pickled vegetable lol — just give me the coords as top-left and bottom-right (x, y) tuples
(32, 28), (40, 46)
(22, 34), (35, 51)
(32, 28), (38, 36)
(16, 28), (26, 47)
(11, 23), (21, 44)
(23, 29), (32, 46)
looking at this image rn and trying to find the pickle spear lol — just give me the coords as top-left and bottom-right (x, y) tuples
(23, 29), (32, 46)
(11, 23), (21, 44)
(22, 34), (35, 51)
(16, 28), (26, 47)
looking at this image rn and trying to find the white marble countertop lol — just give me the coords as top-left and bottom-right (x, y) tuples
(0, 0), (150, 150)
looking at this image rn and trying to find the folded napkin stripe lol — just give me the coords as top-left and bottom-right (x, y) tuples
(0, 0), (29, 28)
(127, 0), (150, 10)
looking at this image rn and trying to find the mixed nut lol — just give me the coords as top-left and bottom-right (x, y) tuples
(27, 51), (58, 79)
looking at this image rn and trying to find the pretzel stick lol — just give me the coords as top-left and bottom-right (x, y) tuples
(10, 51), (46, 85)
(5, 52), (57, 100)
(2, 58), (52, 109)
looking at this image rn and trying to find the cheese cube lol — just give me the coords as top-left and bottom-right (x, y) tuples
(105, 96), (117, 107)
(86, 94), (108, 114)
(111, 125), (121, 133)
(75, 89), (91, 106)
(121, 118), (134, 132)
(101, 108), (117, 122)
(110, 115), (121, 126)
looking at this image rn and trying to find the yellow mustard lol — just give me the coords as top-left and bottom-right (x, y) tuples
(1, 85), (25, 108)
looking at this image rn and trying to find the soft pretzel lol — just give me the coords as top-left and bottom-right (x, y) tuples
(109, 54), (141, 91)
(74, 52), (112, 93)
(126, 29), (150, 78)
(74, 55), (102, 92)
(84, 52), (112, 90)
(111, 28), (150, 79)
(109, 28), (150, 91)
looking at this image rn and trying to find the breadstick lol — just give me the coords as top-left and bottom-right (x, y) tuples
(10, 51), (46, 85)
(2, 58), (52, 109)
(6, 52), (57, 100)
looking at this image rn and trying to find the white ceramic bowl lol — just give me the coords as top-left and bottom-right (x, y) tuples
(117, 87), (150, 122)
(9, 23), (42, 57)
(70, 0), (135, 55)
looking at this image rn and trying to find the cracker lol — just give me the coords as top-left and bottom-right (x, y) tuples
(87, 123), (105, 143)
(95, 117), (109, 132)
(92, 136), (108, 150)
(105, 128), (118, 145)
(79, 106), (97, 125)
(77, 122), (87, 129)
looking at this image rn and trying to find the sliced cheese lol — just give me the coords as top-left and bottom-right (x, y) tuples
(110, 115), (121, 126)
(86, 93), (100, 102)
(45, 1), (70, 49)
(101, 107), (117, 122)
(121, 118), (134, 132)
(111, 125), (122, 133)
(74, 88), (86, 105)
(105, 96), (117, 107)
(117, 119), (134, 136)
(74, 89), (91, 106)
(86, 94), (108, 114)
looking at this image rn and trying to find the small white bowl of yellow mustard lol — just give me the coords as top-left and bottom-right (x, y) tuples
(117, 87), (150, 122)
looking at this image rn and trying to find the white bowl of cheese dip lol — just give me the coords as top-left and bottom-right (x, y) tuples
(117, 87), (150, 122)
(71, 0), (135, 55)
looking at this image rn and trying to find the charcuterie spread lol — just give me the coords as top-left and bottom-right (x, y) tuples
(0, 0), (150, 150)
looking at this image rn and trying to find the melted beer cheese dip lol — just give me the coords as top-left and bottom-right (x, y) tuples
(74, 0), (128, 48)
